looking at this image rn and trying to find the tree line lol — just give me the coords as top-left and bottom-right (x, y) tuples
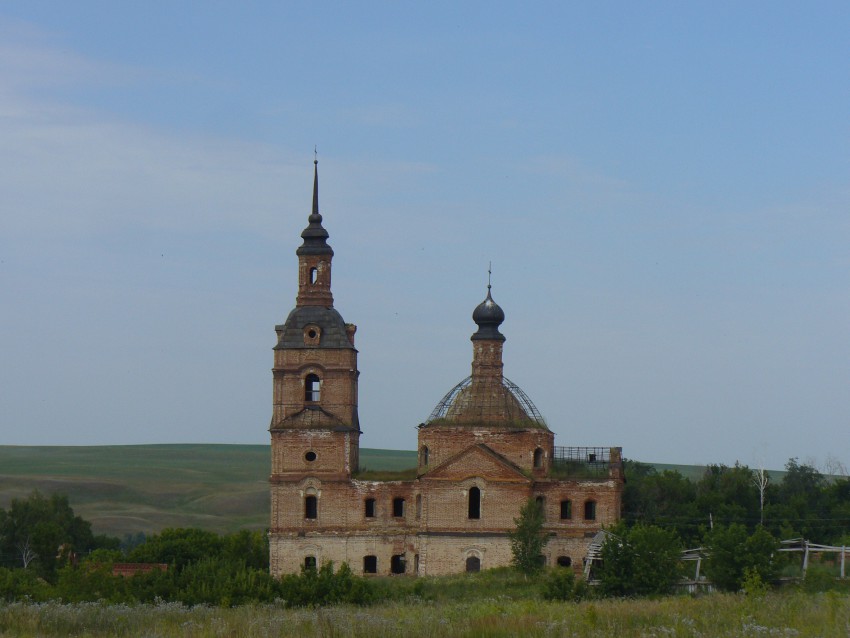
(2, 456), (848, 606)
(0, 492), (375, 606)
(622, 457), (850, 545)
(512, 457), (850, 599)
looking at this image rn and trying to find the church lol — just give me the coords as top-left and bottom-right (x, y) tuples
(269, 161), (624, 577)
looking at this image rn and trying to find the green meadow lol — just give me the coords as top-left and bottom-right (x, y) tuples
(1, 590), (848, 637)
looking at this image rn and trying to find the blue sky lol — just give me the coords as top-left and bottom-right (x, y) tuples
(0, 2), (847, 471)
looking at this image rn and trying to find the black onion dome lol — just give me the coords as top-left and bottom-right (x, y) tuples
(297, 159), (334, 256)
(471, 287), (505, 341)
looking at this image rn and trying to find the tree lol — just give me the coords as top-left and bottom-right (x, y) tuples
(597, 524), (683, 597)
(222, 529), (269, 570)
(509, 498), (547, 575)
(128, 528), (224, 570)
(695, 464), (760, 530)
(15, 538), (37, 569)
(704, 523), (778, 592)
(0, 491), (96, 580)
(752, 464), (769, 526)
(766, 458), (829, 540)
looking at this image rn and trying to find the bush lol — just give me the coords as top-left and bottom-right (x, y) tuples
(542, 568), (587, 601)
(802, 564), (841, 593)
(55, 563), (129, 603)
(0, 567), (53, 602)
(597, 524), (683, 597)
(277, 561), (378, 607)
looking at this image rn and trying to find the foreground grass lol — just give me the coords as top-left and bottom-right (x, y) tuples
(1, 591), (848, 637)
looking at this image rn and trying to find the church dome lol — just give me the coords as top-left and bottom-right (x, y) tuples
(471, 287), (505, 341)
(423, 375), (548, 429)
(420, 283), (547, 430)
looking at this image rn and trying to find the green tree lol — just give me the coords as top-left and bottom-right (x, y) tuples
(128, 528), (224, 570)
(0, 491), (95, 580)
(695, 464), (760, 530)
(766, 458), (832, 541)
(597, 524), (683, 597)
(222, 529), (269, 570)
(509, 498), (547, 575)
(704, 523), (779, 592)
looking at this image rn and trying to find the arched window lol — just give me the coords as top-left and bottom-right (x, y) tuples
(420, 445), (429, 466)
(560, 499), (572, 520)
(304, 556), (317, 570)
(305, 495), (317, 519)
(584, 500), (596, 521)
(305, 374), (321, 402)
(416, 494), (422, 520)
(465, 556), (481, 573)
(533, 448), (544, 469)
(557, 556), (572, 568)
(309, 267), (318, 284)
(364, 498), (375, 518)
(468, 486), (481, 519)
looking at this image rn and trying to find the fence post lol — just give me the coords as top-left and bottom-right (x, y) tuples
(841, 546), (845, 579)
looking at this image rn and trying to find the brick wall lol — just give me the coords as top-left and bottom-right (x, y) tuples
(269, 468), (623, 577)
(418, 427), (554, 474)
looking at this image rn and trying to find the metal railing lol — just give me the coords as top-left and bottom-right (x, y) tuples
(551, 447), (613, 478)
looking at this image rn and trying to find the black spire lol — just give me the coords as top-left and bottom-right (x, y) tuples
(297, 155), (334, 256)
(312, 155), (319, 217)
(471, 269), (505, 342)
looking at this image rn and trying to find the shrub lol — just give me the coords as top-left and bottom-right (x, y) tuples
(277, 561), (378, 607)
(542, 568), (587, 601)
(0, 567), (53, 602)
(509, 498), (548, 576)
(597, 524), (683, 597)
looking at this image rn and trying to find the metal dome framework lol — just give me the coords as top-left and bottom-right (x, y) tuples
(424, 375), (546, 427)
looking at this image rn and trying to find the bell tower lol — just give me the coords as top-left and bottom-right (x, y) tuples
(269, 159), (360, 481)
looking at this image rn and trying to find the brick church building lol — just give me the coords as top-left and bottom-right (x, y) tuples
(269, 161), (624, 577)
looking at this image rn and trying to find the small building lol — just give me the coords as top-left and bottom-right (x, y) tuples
(269, 161), (624, 577)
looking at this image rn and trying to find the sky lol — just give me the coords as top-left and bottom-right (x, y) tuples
(0, 2), (848, 471)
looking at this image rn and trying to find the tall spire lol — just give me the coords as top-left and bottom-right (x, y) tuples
(312, 148), (319, 217)
(297, 153), (333, 257)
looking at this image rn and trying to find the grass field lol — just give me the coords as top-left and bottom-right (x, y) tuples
(1, 590), (848, 637)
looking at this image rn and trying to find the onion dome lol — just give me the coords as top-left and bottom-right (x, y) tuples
(421, 283), (548, 430)
(297, 159), (334, 257)
(471, 285), (505, 342)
